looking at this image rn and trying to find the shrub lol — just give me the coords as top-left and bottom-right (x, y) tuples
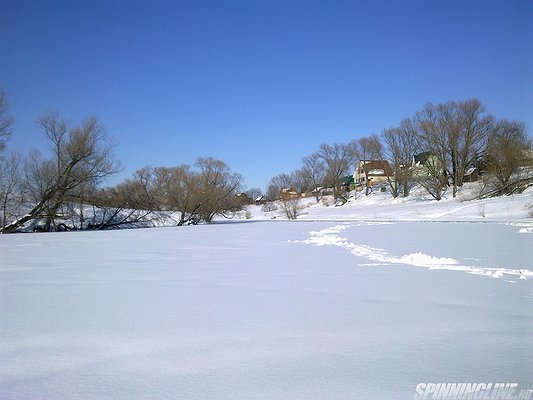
(261, 202), (278, 212)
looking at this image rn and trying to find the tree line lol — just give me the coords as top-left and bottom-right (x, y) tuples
(1, 93), (532, 231)
(266, 98), (533, 211)
(91, 158), (243, 228)
(0, 93), (244, 232)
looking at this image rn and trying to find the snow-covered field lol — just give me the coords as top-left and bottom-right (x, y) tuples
(1, 190), (532, 399)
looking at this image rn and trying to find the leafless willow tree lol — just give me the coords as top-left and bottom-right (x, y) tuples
(130, 166), (163, 211)
(153, 165), (203, 225)
(194, 157), (243, 223)
(87, 178), (158, 230)
(1, 113), (120, 233)
(89, 165), (197, 228)
(89, 158), (243, 227)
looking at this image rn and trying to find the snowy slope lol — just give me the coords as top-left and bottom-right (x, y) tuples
(243, 184), (533, 223)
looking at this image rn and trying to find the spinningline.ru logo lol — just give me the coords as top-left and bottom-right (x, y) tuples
(413, 383), (533, 400)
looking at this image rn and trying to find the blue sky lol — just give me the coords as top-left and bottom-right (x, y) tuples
(1, 0), (532, 190)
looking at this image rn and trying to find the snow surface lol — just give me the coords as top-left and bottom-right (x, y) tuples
(244, 185), (533, 223)
(1, 187), (533, 399)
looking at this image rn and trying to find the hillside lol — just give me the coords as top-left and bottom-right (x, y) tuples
(242, 183), (533, 224)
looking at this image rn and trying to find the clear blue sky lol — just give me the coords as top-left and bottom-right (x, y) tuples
(1, 0), (532, 190)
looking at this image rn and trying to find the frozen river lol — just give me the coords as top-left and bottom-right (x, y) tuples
(1, 221), (532, 399)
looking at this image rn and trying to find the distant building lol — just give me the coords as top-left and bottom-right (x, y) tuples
(343, 175), (356, 191)
(280, 188), (300, 200)
(354, 160), (394, 187)
(411, 152), (442, 177)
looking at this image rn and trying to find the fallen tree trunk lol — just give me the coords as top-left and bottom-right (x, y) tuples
(0, 187), (57, 233)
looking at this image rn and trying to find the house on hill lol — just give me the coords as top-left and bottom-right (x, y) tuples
(343, 175), (356, 191)
(354, 160), (394, 188)
(280, 188), (300, 200)
(411, 152), (442, 177)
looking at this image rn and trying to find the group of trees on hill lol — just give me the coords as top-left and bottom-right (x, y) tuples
(1, 92), (532, 231)
(267, 98), (533, 205)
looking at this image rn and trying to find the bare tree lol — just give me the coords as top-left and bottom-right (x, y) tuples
(1, 114), (119, 233)
(86, 180), (157, 230)
(414, 103), (452, 200)
(194, 157), (243, 223)
(291, 168), (311, 195)
(93, 159), (244, 226)
(245, 187), (263, 202)
(0, 153), (24, 229)
(131, 166), (163, 211)
(0, 91), (14, 153)
(448, 99), (494, 197)
(154, 165), (202, 225)
(266, 173), (292, 201)
(66, 179), (97, 229)
(353, 135), (385, 196)
(414, 99), (494, 199)
(357, 135), (383, 161)
(267, 172), (301, 219)
(483, 120), (533, 195)
(302, 152), (326, 202)
(317, 142), (356, 204)
(382, 118), (419, 198)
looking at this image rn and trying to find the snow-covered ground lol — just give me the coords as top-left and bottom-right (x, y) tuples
(1, 188), (532, 399)
(244, 184), (533, 223)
